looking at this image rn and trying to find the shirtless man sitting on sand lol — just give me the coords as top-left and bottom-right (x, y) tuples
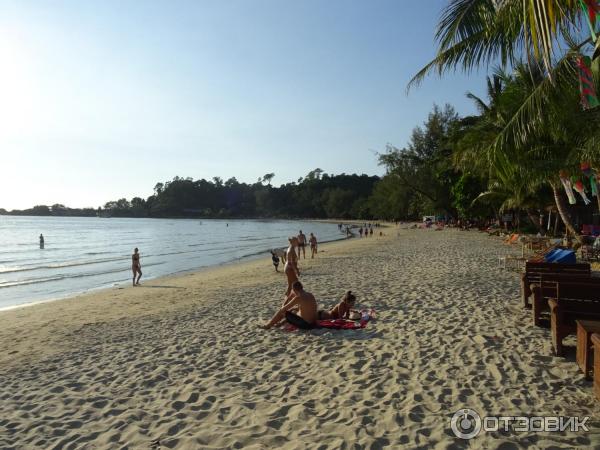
(262, 281), (317, 330)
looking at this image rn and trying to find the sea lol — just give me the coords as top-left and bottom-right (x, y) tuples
(0, 216), (345, 309)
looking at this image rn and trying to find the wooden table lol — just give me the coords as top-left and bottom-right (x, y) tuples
(591, 334), (600, 400)
(576, 320), (600, 380)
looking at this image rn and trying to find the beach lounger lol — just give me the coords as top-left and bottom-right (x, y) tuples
(525, 237), (551, 252)
(521, 261), (591, 308)
(504, 233), (519, 245)
(499, 238), (559, 271)
(547, 282), (600, 356)
(544, 249), (577, 264)
(527, 242), (562, 262)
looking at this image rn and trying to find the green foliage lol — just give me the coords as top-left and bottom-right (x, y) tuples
(451, 174), (487, 218)
(75, 171), (378, 219)
(377, 104), (461, 217)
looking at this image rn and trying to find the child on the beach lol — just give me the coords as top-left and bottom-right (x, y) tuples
(318, 291), (358, 320)
(271, 251), (280, 272)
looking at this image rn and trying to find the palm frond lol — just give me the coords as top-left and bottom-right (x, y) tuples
(409, 0), (581, 90)
(490, 54), (578, 153)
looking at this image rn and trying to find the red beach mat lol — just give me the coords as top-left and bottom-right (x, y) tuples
(316, 318), (365, 329)
(283, 309), (375, 331)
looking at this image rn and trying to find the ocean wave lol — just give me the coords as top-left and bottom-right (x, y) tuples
(0, 256), (127, 274)
(0, 261), (165, 289)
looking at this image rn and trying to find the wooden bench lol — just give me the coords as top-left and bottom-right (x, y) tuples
(548, 282), (600, 356)
(531, 274), (597, 326)
(576, 321), (600, 380)
(591, 333), (600, 399)
(521, 261), (590, 308)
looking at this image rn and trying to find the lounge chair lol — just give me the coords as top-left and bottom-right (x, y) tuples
(504, 233), (519, 245)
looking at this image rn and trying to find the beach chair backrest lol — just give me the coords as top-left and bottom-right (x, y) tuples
(537, 274), (597, 301)
(524, 262), (591, 285)
(555, 282), (600, 321)
(524, 261), (590, 274)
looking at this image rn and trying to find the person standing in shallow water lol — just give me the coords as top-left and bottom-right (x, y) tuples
(39, 234), (44, 249)
(309, 233), (318, 258)
(297, 230), (307, 259)
(132, 248), (142, 286)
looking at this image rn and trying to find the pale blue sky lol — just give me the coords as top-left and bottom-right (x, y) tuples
(0, 0), (486, 210)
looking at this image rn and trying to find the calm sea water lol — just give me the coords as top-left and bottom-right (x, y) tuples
(0, 216), (345, 309)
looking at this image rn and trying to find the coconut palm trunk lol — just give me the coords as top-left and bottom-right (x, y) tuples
(550, 181), (582, 244)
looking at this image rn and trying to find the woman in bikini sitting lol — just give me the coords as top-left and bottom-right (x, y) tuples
(318, 291), (358, 320)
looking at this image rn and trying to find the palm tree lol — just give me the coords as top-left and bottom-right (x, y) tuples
(454, 63), (600, 241)
(410, 1), (594, 155)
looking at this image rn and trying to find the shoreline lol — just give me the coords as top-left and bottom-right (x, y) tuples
(1, 219), (356, 312)
(0, 233), (350, 313)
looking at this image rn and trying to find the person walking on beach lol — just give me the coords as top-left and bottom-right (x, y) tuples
(284, 237), (300, 299)
(271, 251), (280, 272)
(309, 233), (318, 258)
(132, 248), (142, 286)
(297, 230), (307, 259)
(262, 281), (317, 330)
(39, 234), (44, 249)
(359, 227), (363, 238)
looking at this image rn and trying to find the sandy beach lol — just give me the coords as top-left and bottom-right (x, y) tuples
(1, 228), (599, 449)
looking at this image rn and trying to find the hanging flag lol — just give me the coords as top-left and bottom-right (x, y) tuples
(577, 55), (600, 109)
(580, 0), (600, 42)
(584, 0), (600, 27)
(574, 179), (592, 205)
(591, 174), (599, 197)
(581, 162), (598, 197)
(560, 171), (578, 205)
(581, 161), (593, 176)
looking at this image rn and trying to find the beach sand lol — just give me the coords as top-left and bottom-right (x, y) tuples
(1, 228), (599, 449)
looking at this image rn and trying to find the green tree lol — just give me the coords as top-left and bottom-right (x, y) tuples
(379, 104), (460, 217)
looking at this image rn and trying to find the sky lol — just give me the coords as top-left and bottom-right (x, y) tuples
(0, 0), (488, 210)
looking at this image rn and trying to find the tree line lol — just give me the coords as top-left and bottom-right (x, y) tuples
(1, 171), (380, 220)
